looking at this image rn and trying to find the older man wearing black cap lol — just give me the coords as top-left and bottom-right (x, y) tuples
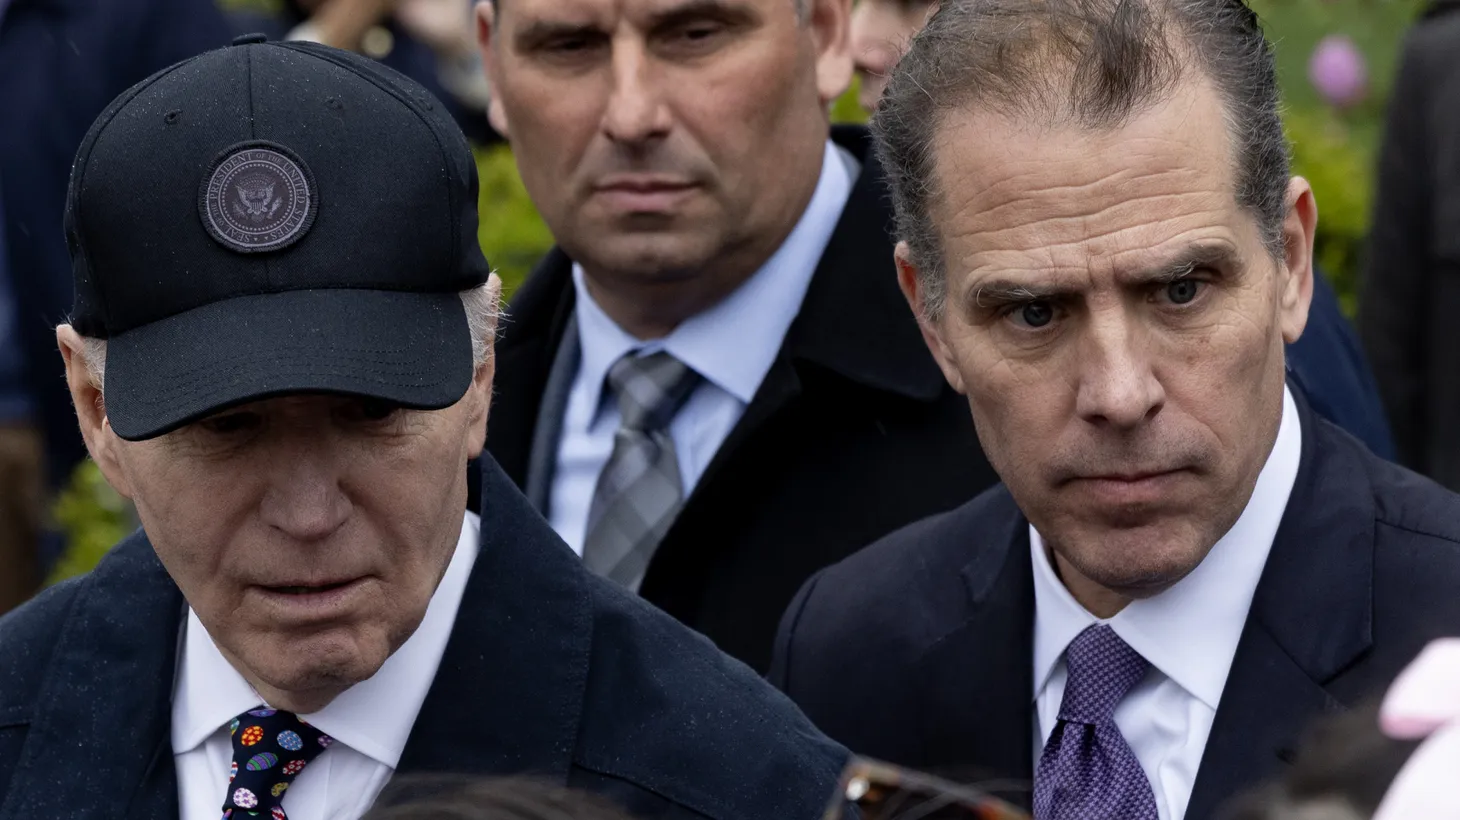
(0, 34), (847, 820)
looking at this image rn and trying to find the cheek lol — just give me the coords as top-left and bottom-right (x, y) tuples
(355, 430), (470, 567)
(1155, 294), (1284, 450)
(125, 451), (250, 581)
(945, 326), (1071, 471)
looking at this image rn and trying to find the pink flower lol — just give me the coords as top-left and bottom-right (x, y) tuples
(1308, 35), (1368, 108)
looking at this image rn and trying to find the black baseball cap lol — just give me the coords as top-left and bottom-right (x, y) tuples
(65, 34), (492, 441)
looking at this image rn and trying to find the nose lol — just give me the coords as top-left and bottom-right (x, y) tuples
(1074, 309), (1166, 430)
(601, 38), (671, 146)
(850, 3), (896, 78)
(259, 447), (352, 543)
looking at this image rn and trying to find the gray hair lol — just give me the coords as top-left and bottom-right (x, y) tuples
(872, 0), (1290, 319)
(78, 283), (501, 394)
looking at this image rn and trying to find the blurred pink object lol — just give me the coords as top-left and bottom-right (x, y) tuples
(1373, 638), (1460, 820)
(1308, 35), (1368, 108)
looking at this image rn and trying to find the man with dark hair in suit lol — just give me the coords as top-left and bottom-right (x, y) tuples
(771, 1), (1460, 819)
(0, 36), (845, 820)
(472, 0), (999, 675)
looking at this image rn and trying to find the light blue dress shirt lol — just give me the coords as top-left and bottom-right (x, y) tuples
(548, 141), (855, 556)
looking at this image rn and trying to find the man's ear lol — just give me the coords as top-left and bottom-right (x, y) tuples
(56, 325), (133, 499)
(895, 241), (966, 394)
(1278, 177), (1317, 345)
(476, 1), (511, 138)
(464, 274), (504, 459)
(807, 0), (855, 106)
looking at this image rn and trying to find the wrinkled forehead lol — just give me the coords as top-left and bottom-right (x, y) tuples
(927, 76), (1254, 286)
(495, 0), (787, 30)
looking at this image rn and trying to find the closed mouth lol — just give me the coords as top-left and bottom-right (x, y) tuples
(264, 580), (356, 595)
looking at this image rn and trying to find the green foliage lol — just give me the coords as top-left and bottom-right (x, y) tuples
(1247, 0), (1425, 316)
(47, 461), (133, 585)
(475, 144), (553, 299)
(1286, 107), (1375, 316)
(831, 79), (870, 126)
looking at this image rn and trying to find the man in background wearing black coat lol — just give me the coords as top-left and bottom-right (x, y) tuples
(1359, 0), (1460, 489)
(472, 0), (997, 673)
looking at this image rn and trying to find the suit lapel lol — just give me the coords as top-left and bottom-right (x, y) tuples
(638, 125), (946, 604)
(916, 489), (1035, 806)
(0, 533), (185, 820)
(482, 248), (576, 492)
(1185, 388), (1374, 820)
(397, 456), (590, 779)
(523, 312), (579, 513)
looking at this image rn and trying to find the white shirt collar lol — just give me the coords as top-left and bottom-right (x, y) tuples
(171, 510), (481, 768)
(570, 139), (854, 415)
(1032, 386), (1303, 710)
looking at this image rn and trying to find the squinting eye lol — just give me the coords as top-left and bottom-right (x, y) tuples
(357, 398), (400, 421)
(1167, 279), (1201, 305)
(1016, 301), (1055, 328)
(201, 412), (260, 435)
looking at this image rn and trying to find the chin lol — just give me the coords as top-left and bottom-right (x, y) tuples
(259, 627), (390, 694)
(1060, 520), (1214, 596)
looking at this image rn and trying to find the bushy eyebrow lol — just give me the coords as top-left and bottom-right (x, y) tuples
(968, 241), (1243, 308)
(512, 0), (756, 50)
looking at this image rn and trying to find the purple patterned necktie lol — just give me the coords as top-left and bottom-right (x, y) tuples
(1034, 624), (1160, 820)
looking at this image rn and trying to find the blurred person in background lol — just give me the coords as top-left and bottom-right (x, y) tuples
(0, 0), (231, 615)
(849, 0), (1394, 460)
(365, 776), (640, 820)
(472, 0), (1000, 673)
(226, 0), (500, 145)
(1358, 0), (1460, 490)
(1218, 701), (1419, 820)
(771, 0), (1460, 818)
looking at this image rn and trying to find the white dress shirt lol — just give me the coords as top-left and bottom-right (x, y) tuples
(547, 140), (854, 555)
(1032, 386), (1302, 820)
(171, 511), (480, 820)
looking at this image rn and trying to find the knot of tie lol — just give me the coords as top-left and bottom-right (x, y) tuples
(1057, 624), (1151, 726)
(607, 351), (701, 433)
(222, 707), (333, 819)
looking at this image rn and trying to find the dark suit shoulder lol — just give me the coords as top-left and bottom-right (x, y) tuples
(1347, 419), (1460, 546)
(575, 579), (847, 820)
(790, 483), (1019, 653)
(0, 577), (88, 718)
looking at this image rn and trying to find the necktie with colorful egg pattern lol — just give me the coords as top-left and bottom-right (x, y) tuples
(222, 707), (334, 819)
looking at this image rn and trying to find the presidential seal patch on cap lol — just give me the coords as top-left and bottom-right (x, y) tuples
(200, 142), (316, 253)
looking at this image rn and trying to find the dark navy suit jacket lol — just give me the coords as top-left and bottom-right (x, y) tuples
(0, 457), (848, 819)
(0, 0), (230, 488)
(770, 386), (1460, 820)
(1292, 272), (1395, 460)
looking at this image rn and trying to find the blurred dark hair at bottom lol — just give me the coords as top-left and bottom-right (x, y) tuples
(363, 775), (639, 820)
(1218, 698), (1420, 820)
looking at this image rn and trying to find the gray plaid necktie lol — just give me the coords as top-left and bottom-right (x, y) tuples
(582, 351), (702, 591)
(1034, 624), (1159, 820)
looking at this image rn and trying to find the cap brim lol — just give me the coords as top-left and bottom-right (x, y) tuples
(103, 289), (474, 441)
